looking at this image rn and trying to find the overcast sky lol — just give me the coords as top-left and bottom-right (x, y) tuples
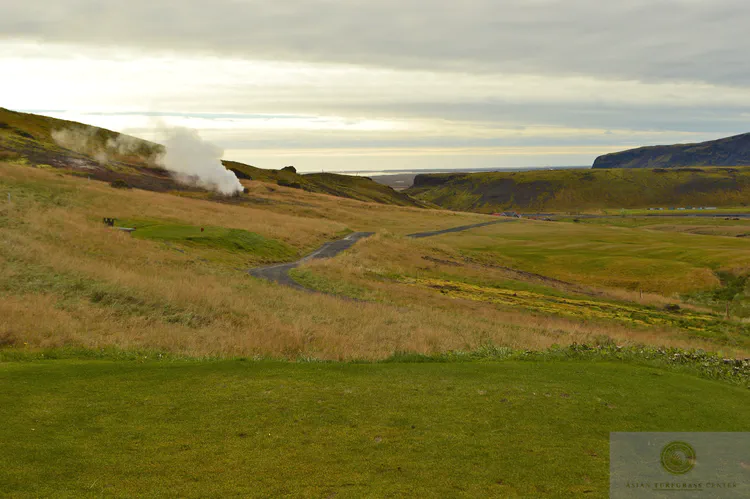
(3, 0), (750, 172)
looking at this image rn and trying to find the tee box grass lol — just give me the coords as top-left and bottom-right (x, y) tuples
(120, 219), (299, 264)
(1, 358), (749, 498)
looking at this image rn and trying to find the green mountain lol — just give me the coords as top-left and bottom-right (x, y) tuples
(593, 133), (750, 169)
(407, 167), (750, 212)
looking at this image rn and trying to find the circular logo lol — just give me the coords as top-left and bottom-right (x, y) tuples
(660, 441), (697, 475)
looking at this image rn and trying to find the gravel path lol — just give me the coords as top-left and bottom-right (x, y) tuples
(406, 220), (508, 239)
(248, 232), (374, 290)
(248, 220), (506, 290)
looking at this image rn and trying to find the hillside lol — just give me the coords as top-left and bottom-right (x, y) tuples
(224, 161), (425, 207)
(0, 108), (422, 206)
(406, 167), (750, 212)
(0, 107), (176, 191)
(593, 132), (750, 169)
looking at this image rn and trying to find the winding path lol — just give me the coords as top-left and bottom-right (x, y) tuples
(248, 220), (507, 289)
(406, 220), (506, 239)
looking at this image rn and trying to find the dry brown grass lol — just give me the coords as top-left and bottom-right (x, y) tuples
(298, 234), (749, 355)
(0, 165), (346, 251)
(239, 179), (492, 234)
(1, 163), (747, 360)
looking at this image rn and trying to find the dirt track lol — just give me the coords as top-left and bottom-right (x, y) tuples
(248, 220), (507, 290)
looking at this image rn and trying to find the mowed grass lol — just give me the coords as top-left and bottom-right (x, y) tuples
(434, 220), (750, 295)
(559, 215), (750, 233)
(1, 359), (749, 498)
(121, 219), (300, 265)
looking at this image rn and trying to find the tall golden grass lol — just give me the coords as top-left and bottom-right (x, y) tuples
(1, 163), (747, 359)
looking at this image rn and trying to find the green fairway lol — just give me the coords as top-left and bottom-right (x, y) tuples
(121, 219), (299, 263)
(434, 221), (750, 295)
(1, 359), (748, 498)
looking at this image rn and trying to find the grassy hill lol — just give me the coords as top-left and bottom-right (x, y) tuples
(407, 166), (750, 212)
(593, 132), (750, 169)
(224, 160), (425, 207)
(0, 108), (422, 206)
(0, 107), (177, 191)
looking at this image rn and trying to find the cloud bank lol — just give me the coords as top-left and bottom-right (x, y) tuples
(4, 1), (750, 170)
(3, 0), (750, 86)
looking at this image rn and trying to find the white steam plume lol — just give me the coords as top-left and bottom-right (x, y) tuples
(52, 128), (161, 165)
(51, 127), (109, 163)
(106, 134), (146, 155)
(160, 127), (243, 196)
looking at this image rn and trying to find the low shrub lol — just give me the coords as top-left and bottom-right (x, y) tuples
(110, 179), (130, 189)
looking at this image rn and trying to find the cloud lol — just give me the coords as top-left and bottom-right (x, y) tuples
(2, 0), (750, 86)
(3, 2), (749, 171)
(4, 42), (750, 137)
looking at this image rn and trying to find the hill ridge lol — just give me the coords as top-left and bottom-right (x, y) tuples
(0, 108), (423, 206)
(593, 132), (750, 169)
(407, 167), (750, 212)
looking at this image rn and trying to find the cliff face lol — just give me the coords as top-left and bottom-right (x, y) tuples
(592, 133), (750, 169)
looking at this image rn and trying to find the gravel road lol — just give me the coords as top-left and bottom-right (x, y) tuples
(248, 220), (507, 290)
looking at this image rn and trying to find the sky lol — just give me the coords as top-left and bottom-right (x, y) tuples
(2, 0), (750, 173)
